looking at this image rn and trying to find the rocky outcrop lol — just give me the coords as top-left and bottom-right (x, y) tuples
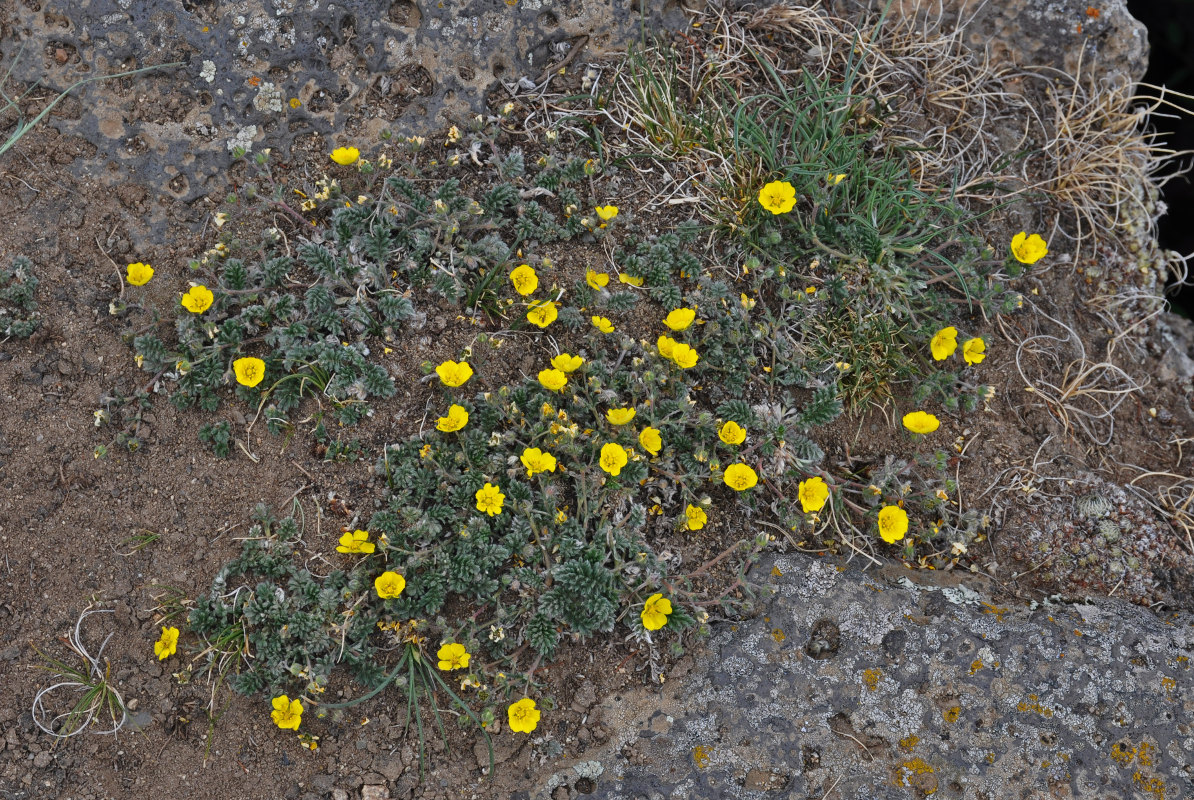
(534, 552), (1194, 799)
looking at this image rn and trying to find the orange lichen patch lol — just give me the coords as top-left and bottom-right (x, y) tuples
(1133, 771), (1165, 799)
(1016, 694), (1054, 718)
(771, 566), (783, 577)
(1086, 6), (1100, 17)
(248, 75), (261, 87)
(968, 659), (984, 675)
(899, 735), (921, 751)
(693, 745), (713, 769)
(1110, 742), (1136, 766)
(862, 668), (883, 691)
(1161, 676), (1176, 693)
(980, 601), (1008, 621)
(943, 706), (960, 724)
(1137, 743), (1155, 767)
(771, 628), (786, 643)
(894, 757), (936, 787)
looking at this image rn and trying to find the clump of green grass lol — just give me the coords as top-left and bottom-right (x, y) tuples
(31, 608), (128, 739)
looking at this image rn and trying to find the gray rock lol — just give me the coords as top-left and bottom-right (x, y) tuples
(370, 753), (405, 782)
(531, 552), (1193, 800)
(360, 785), (389, 800)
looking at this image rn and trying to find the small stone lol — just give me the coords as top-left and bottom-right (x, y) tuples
(33, 751), (52, 769)
(570, 679), (597, 713)
(361, 786), (389, 800)
(332, 789), (348, 800)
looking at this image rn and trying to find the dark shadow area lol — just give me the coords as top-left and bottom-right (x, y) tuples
(1128, 0), (1194, 317)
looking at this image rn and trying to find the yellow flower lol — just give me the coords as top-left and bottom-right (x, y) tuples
(757, 180), (797, 215)
(374, 571), (406, 599)
(618, 273), (644, 287)
(640, 592), (672, 630)
(723, 463), (758, 491)
(606, 407), (636, 425)
(930, 326), (958, 361)
(154, 626), (179, 661)
(878, 505), (909, 544)
(1010, 231), (1048, 264)
(538, 368), (568, 393)
(595, 205), (619, 221)
(446, 125), (461, 144)
(591, 316), (614, 333)
(599, 443), (628, 476)
(475, 482), (505, 516)
(507, 698), (540, 734)
(827, 173), (846, 185)
(551, 353), (584, 373)
(798, 476), (829, 513)
(963, 337), (986, 365)
(671, 342), (699, 369)
(180, 285), (214, 313)
(526, 300), (558, 328)
(585, 269), (610, 290)
(656, 335), (677, 360)
(436, 403), (469, 432)
(740, 293), (756, 310)
(126, 262), (154, 286)
(638, 427), (662, 456)
(233, 356), (266, 387)
(684, 504), (707, 531)
(520, 447), (557, 477)
(663, 308), (696, 331)
(718, 420), (746, 445)
(329, 146), (360, 165)
(437, 642), (470, 671)
(271, 695), (303, 730)
(337, 529), (375, 554)
(510, 264), (538, 296)
(435, 360), (473, 387)
(902, 411), (940, 434)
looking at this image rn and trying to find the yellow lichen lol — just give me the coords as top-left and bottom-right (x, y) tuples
(693, 744), (713, 769)
(1016, 694), (1054, 718)
(943, 706), (960, 724)
(899, 735), (920, 750)
(894, 757), (935, 787)
(1137, 742), (1155, 767)
(771, 628), (786, 643)
(980, 601), (1008, 621)
(1160, 676), (1176, 693)
(1110, 742), (1136, 766)
(1133, 771), (1166, 799)
(862, 668), (882, 691)
(968, 659), (983, 675)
